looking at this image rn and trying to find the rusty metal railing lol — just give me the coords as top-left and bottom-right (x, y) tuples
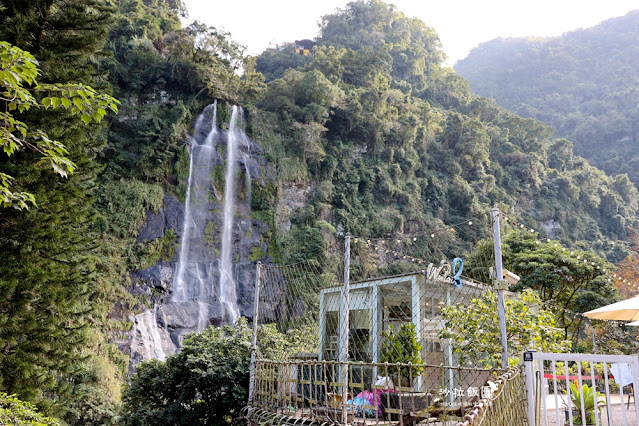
(458, 367), (527, 426)
(251, 359), (503, 425)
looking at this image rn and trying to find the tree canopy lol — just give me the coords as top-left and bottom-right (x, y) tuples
(0, 41), (118, 209)
(440, 289), (572, 367)
(465, 230), (620, 343)
(122, 319), (318, 425)
(122, 320), (251, 426)
(254, 0), (638, 263)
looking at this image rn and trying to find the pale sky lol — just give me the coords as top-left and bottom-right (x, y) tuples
(181, 0), (638, 66)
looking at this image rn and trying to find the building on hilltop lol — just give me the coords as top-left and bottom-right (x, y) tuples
(294, 39), (316, 56)
(269, 39), (317, 56)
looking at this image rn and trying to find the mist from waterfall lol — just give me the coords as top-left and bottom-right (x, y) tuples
(219, 106), (241, 323)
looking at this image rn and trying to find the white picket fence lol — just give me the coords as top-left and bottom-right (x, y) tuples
(524, 351), (639, 426)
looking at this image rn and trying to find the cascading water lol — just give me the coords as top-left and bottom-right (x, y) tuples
(239, 110), (252, 203)
(219, 106), (241, 323)
(172, 101), (218, 330)
(131, 308), (166, 361)
(130, 102), (264, 365)
(130, 104), (219, 364)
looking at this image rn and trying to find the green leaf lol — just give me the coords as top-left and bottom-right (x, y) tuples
(51, 163), (68, 178)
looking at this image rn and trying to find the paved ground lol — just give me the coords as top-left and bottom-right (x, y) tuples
(539, 393), (638, 425)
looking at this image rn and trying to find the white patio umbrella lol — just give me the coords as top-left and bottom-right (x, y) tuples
(583, 296), (639, 321)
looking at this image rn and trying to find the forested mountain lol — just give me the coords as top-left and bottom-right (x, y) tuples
(454, 10), (639, 185)
(253, 1), (637, 263)
(0, 0), (637, 423)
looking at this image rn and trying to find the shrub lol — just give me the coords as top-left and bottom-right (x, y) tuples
(0, 393), (61, 425)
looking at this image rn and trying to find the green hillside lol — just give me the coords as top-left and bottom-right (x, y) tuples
(455, 10), (639, 185)
(0, 0), (636, 422)
(253, 1), (637, 260)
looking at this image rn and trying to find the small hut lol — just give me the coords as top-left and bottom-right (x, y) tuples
(318, 265), (499, 392)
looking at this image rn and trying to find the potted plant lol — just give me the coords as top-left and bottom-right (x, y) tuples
(564, 381), (605, 425)
(379, 322), (424, 387)
(379, 323), (428, 419)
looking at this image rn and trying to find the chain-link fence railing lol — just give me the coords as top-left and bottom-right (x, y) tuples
(246, 212), (532, 424)
(251, 359), (507, 425)
(457, 367), (528, 426)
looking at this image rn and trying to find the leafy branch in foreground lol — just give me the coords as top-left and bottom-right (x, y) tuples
(0, 41), (119, 209)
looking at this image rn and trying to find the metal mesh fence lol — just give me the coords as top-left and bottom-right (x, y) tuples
(251, 360), (504, 425)
(247, 212), (533, 424)
(253, 214), (498, 360)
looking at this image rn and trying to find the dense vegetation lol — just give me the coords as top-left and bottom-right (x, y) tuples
(0, 0), (637, 423)
(454, 10), (639, 185)
(0, 0), (256, 422)
(253, 1), (638, 264)
(0, 393), (60, 425)
(122, 319), (318, 425)
(0, 1), (125, 421)
(465, 230), (625, 343)
(122, 320), (251, 426)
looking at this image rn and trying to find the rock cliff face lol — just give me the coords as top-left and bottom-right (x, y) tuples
(277, 183), (311, 233)
(120, 107), (278, 368)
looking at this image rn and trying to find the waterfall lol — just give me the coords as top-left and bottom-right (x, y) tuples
(219, 106), (241, 323)
(131, 308), (166, 361)
(130, 102), (256, 365)
(239, 109), (252, 203)
(172, 101), (217, 329)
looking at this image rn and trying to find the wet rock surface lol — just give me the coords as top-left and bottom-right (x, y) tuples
(136, 194), (184, 246)
(125, 106), (277, 368)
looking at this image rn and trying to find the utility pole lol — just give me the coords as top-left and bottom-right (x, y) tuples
(340, 235), (351, 425)
(491, 207), (509, 369)
(248, 262), (261, 405)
